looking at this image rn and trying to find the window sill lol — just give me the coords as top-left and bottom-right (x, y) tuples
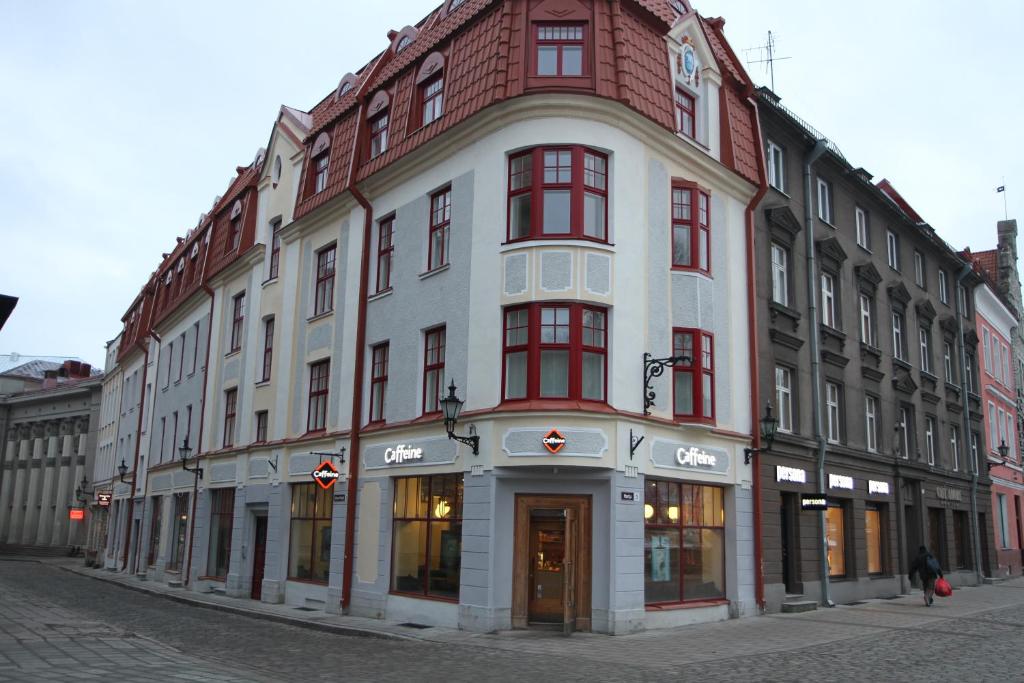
(307, 310), (334, 324)
(262, 276), (279, 290)
(419, 263), (450, 280)
(406, 114), (444, 137)
(254, 380), (271, 388)
(645, 598), (728, 611)
(671, 266), (713, 279)
(368, 288), (393, 303)
(856, 244), (872, 254)
(819, 218), (838, 230)
(286, 578), (329, 586)
(197, 575), (226, 583)
(225, 349), (241, 359)
(860, 343), (882, 359)
(893, 358), (912, 372)
(769, 301), (801, 324)
(303, 429), (327, 438)
(768, 185), (790, 199)
(389, 590), (458, 604)
(500, 238), (615, 252)
(820, 325), (846, 343)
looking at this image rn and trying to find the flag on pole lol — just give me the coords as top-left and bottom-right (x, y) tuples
(997, 186), (1005, 192)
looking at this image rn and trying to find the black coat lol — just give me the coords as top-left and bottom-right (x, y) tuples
(909, 552), (943, 582)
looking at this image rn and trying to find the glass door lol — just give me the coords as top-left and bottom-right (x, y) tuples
(528, 510), (565, 624)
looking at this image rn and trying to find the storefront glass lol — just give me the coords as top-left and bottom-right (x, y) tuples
(147, 496), (162, 567)
(288, 483), (332, 583)
(865, 505), (883, 575)
(206, 488), (235, 578)
(167, 493), (190, 572)
(644, 480), (725, 604)
(391, 474), (463, 600)
(825, 503), (846, 577)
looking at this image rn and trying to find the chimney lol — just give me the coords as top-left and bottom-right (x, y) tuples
(42, 369), (58, 389)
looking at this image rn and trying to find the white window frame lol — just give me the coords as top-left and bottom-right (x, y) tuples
(919, 328), (931, 373)
(865, 395), (878, 453)
(892, 311), (905, 361)
(821, 272), (836, 328)
(771, 243), (788, 306)
(998, 407), (1007, 450)
(817, 178), (832, 224)
(775, 366), (792, 433)
(998, 493), (1010, 548)
(855, 207), (868, 248)
(1002, 343), (1011, 387)
(886, 230), (899, 270)
(899, 407), (910, 459)
(989, 401), (999, 451)
(767, 141), (785, 192)
(859, 294), (873, 346)
(1006, 413), (1015, 462)
(938, 269), (948, 303)
(951, 426), (960, 472)
(925, 416), (935, 466)
(913, 251), (924, 287)
(943, 341), (954, 383)
(825, 381), (841, 444)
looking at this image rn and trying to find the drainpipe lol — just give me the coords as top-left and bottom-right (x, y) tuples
(745, 94), (769, 612)
(803, 139), (832, 607)
(955, 263), (984, 584)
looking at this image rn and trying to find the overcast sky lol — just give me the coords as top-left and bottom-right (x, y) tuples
(1, 0), (1020, 368)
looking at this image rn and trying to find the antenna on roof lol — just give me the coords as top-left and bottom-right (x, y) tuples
(743, 31), (790, 92)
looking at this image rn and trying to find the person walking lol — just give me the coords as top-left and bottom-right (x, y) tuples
(909, 545), (943, 606)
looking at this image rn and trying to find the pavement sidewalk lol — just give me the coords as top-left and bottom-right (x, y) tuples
(42, 556), (1024, 665)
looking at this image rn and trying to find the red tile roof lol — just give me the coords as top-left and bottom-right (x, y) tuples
(973, 249), (998, 278)
(876, 178), (924, 224)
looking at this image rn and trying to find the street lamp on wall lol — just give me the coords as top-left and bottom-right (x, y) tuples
(743, 404), (779, 465)
(179, 437), (203, 480)
(75, 475), (93, 504)
(117, 459), (129, 483)
(988, 440), (1010, 471)
(439, 380), (479, 455)
(642, 351), (692, 415)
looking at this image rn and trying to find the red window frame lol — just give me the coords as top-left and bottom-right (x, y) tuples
(255, 410), (268, 442)
(268, 220), (282, 279)
(229, 292), (245, 352)
(534, 24), (586, 77)
(314, 245), (336, 315)
(421, 75), (444, 126)
(369, 112), (389, 159)
(369, 343), (389, 423)
(501, 303), (607, 403)
(428, 188), (451, 271)
(376, 217), (394, 293)
(223, 389), (236, 447)
(261, 317), (274, 382)
(307, 360), (329, 432)
(506, 146), (608, 243)
(423, 327), (446, 414)
(672, 328), (715, 423)
(313, 152), (329, 194)
(671, 182), (710, 274)
(675, 88), (695, 139)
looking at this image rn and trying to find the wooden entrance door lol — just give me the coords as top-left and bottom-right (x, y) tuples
(251, 516), (267, 600)
(512, 495), (591, 632)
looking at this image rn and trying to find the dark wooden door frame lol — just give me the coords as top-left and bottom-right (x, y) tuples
(512, 494), (591, 632)
(251, 515), (268, 601)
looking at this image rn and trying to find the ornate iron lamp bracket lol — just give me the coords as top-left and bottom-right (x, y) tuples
(643, 352), (692, 415)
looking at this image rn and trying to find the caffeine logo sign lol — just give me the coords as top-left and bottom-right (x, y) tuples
(542, 429), (566, 454)
(311, 460), (341, 490)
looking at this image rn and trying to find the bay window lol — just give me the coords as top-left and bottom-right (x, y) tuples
(673, 328), (714, 423)
(672, 183), (711, 273)
(501, 303), (607, 403)
(391, 474), (462, 600)
(288, 483), (332, 583)
(506, 146), (608, 242)
(644, 481), (725, 604)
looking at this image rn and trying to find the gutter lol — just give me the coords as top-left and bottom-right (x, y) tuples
(802, 139), (832, 607)
(956, 263), (985, 584)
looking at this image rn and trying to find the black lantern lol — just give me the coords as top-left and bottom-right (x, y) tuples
(999, 440), (1010, 460)
(117, 458), (129, 482)
(180, 437), (203, 480)
(75, 475), (93, 503)
(744, 403), (779, 465)
(439, 380), (479, 455)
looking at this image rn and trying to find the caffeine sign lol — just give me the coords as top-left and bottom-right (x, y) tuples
(543, 429), (566, 454)
(311, 460), (341, 490)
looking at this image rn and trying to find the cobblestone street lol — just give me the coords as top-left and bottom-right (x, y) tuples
(3, 560), (1024, 681)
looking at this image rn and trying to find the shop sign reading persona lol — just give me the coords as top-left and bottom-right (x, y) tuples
(311, 460), (341, 490)
(801, 493), (828, 511)
(776, 466), (807, 484)
(543, 429), (566, 454)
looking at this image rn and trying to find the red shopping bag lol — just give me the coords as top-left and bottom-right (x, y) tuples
(934, 577), (952, 597)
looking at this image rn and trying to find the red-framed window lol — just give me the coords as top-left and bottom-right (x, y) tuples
(313, 153), (329, 194)
(255, 410), (268, 442)
(671, 183), (710, 273)
(206, 488), (235, 579)
(675, 88), (695, 139)
(507, 146), (608, 242)
(314, 245), (336, 315)
(644, 481), (726, 605)
(376, 217), (394, 293)
(672, 328), (714, 423)
(369, 112), (389, 159)
(229, 292), (245, 352)
(226, 216), (242, 254)
(428, 188), (451, 271)
(369, 343), (389, 423)
(268, 220), (282, 279)
(502, 303), (607, 402)
(223, 389), (237, 448)
(421, 75), (444, 126)
(261, 317), (274, 382)
(534, 24), (585, 76)
(391, 474), (462, 600)
(307, 360), (329, 432)
(423, 327), (446, 414)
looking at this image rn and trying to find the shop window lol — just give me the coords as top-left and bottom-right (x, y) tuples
(953, 511), (969, 569)
(223, 389), (237, 448)
(376, 217), (394, 293)
(428, 188), (451, 271)
(314, 245), (336, 315)
(369, 112), (389, 159)
(506, 146), (608, 242)
(423, 327), (445, 414)
(307, 360), (329, 432)
(206, 488), (235, 579)
(229, 292), (245, 353)
(501, 303), (607, 403)
(370, 343), (389, 423)
(421, 75), (444, 126)
(147, 496), (162, 567)
(288, 483), (333, 583)
(865, 504), (885, 575)
(534, 24), (584, 76)
(391, 474), (463, 600)
(261, 317), (274, 382)
(672, 183), (710, 273)
(825, 503), (847, 577)
(644, 481), (725, 604)
(167, 492), (190, 572)
(672, 328), (714, 423)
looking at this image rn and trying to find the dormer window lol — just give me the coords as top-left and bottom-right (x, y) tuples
(370, 113), (389, 158)
(339, 82), (353, 96)
(535, 25), (584, 76)
(228, 216), (241, 252)
(421, 75), (444, 126)
(396, 35), (412, 53)
(313, 154), (329, 193)
(675, 88), (695, 139)
(308, 132), (331, 195)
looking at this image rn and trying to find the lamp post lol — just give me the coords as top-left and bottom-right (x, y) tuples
(743, 404), (779, 464)
(439, 380), (479, 455)
(75, 475), (93, 504)
(179, 437), (203, 480)
(117, 459), (129, 483)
